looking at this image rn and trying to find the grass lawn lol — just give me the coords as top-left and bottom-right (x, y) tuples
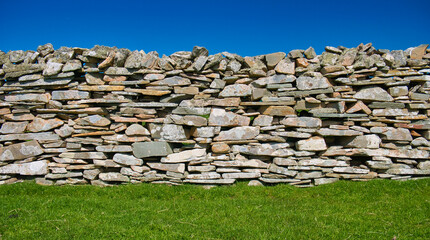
(0, 179), (429, 239)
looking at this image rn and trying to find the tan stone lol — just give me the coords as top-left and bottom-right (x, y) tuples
(212, 142), (230, 153)
(259, 106), (295, 116)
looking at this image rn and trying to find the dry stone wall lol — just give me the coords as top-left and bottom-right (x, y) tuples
(0, 43), (430, 187)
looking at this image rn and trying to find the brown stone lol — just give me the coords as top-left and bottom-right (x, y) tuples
(27, 118), (64, 132)
(259, 106), (295, 116)
(410, 44), (429, 60)
(346, 101), (372, 114)
(212, 142), (230, 153)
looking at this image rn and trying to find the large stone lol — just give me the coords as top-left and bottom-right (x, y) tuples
(259, 106), (295, 116)
(43, 62), (63, 76)
(274, 60), (295, 75)
(265, 52), (286, 68)
(252, 115), (273, 126)
(0, 160), (48, 175)
(317, 128), (363, 136)
(380, 128), (412, 141)
(280, 117), (322, 128)
(76, 115), (111, 127)
(146, 162), (185, 173)
(410, 44), (429, 60)
(219, 84), (252, 97)
(158, 124), (187, 141)
(99, 172), (129, 182)
(27, 118), (64, 132)
(296, 137), (327, 151)
(96, 145), (133, 152)
(151, 76), (191, 86)
(5, 93), (51, 103)
(0, 140), (44, 161)
(209, 108), (250, 126)
(125, 124), (150, 136)
(296, 76), (331, 90)
(268, 164), (297, 177)
(231, 143), (294, 157)
(342, 134), (381, 149)
(52, 90), (89, 100)
(214, 126), (259, 141)
(222, 172), (261, 179)
(353, 86), (394, 102)
(59, 152), (106, 159)
(132, 142), (173, 158)
(0, 121), (28, 134)
(162, 149), (206, 163)
(169, 115), (208, 127)
(85, 72), (105, 85)
(253, 74), (295, 87)
(113, 153), (143, 166)
(0, 132), (60, 142)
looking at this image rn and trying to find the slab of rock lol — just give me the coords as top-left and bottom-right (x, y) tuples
(280, 117), (322, 128)
(268, 164), (298, 177)
(222, 172), (261, 179)
(0, 132), (60, 142)
(317, 128), (363, 136)
(150, 76), (191, 86)
(252, 115), (273, 126)
(59, 152), (107, 159)
(219, 84), (252, 97)
(260, 106), (295, 116)
(0, 140), (44, 161)
(253, 74), (295, 87)
(170, 115), (208, 127)
(96, 145), (133, 152)
(296, 76), (331, 90)
(296, 171), (323, 179)
(125, 124), (150, 136)
(147, 162), (185, 173)
(211, 142), (230, 153)
(99, 172), (129, 182)
(183, 179), (235, 184)
(27, 118), (64, 132)
(156, 124), (187, 141)
(380, 128), (412, 141)
(265, 52), (286, 68)
(43, 62), (63, 76)
(113, 153), (143, 166)
(214, 126), (259, 141)
(76, 115), (111, 127)
(83, 169), (100, 180)
(162, 149), (206, 163)
(132, 142), (173, 158)
(209, 108), (250, 126)
(274, 60), (295, 74)
(353, 86), (394, 102)
(52, 90), (89, 100)
(186, 172), (221, 180)
(342, 134), (381, 149)
(0, 121), (28, 134)
(410, 44), (429, 60)
(5, 93), (51, 103)
(232, 143), (294, 157)
(314, 178), (339, 185)
(0, 160), (48, 175)
(296, 137), (327, 151)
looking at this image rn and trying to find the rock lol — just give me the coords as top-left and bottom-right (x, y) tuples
(158, 124), (187, 141)
(253, 74), (295, 87)
(252, 115), (273, 126)
(162, 149), (206, 163)
(388, 86), (408, 97)
(390, 50), (407, 68)
(211, 142), (230, 153)
(248, 180), (264, 186)
(26, 118), (64, 132)
(418, 161), (430, 170)
(83, 169), (100, 180)
(76, 115), (111, 127)
(333, 167), (369, 174)
(0, 132), (60, 142)
(5, 93), (51, 103)
(43, 62), (63, 76)
(0, 160), (48, 175)
(342, 134), (381, 149)
(0, 121), (28, 134)
(62, 60), (82, 72)
(274, 60), (295, 75)
(59, 152), (107, 159)
(113, 153), (143, 166)
(219, 84), (252, 97)
(304, 47), (317, 59)
(192, 56), (208, 71)
(147, 162), (185, 173)
(222, 172), (261, 179)
(54, 125), (74, 137)
(296, 171), (323, 179)
(410, 44), (429, 60)
(52, 90), (89, 100)
(192, 127), (217, 138)
(151, 76), (191, 86)
(37, 43), (54, 57)
(411, 137), (430, 147)
(99, 172), (129, 182)
(380, 128), (412, 141)
(314, 178), (338, 185)
(209, 108), (250, 126)
(85, 73), (105, 85)
(132, 142), (173, 158)
(268, 164), (297, 177)
(265, 52), (286, 68)
(183, 179), (235, 185)
(125, 124), (150, 136)
(0, 140), (44, 161)
(188, 165), (216, 172)
(231, 143), (294, 157)
(296, 76), (331, 90)
(280, 117), (322, 128)
(317, 128), (363, 136)
(170, 115), (208, 127)
(259, 106), (295, 116)
(214, 126), (259, 141)
(124, 50), (145, 68)
(288, 49), (303, 59)
(296, 137), (327, 151)
(186, 172), (221, 180)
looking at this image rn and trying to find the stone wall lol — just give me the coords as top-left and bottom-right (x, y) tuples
(0, 43), (429, 187)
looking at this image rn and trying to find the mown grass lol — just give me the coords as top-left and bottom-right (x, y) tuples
(0, 179), (429, 240)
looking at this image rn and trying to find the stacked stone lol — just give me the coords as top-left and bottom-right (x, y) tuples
(0, 43), (429, 187)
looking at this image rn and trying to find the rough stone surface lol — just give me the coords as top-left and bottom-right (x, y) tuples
(296, 137), (327, 151)
(132, 142), (173, 158)
(0, 160), (48, 175)
(0, 140), (44, 161)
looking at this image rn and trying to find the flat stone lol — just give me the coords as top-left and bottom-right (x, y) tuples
(105, 67), (136, 75)
(214, 126), (259, 141)
(170, 115), (208, 127)
(83, 169), (100, 180)
(380, 128), (412, 141)
(211, 142), (230, 153)
(274, 60), (295, 75)
(296, 171), (323, 179)
(174, 86), (199, 95)
(0, 132), (60, 142)
(186, 172), (221, 180)
(183, 179), (235, 185)
(27, 118), (64, 132)
(43, 62), (63, 76)
(209, 108), (250, 126)
(0, 140), (44, 161)
(280, 117), (322, 128)
(219, 84), (252, 97)
(162, 149), (206, 163)
(154, 124), (187, 141)
(386, 168), (430, 175)
(113, 153), (143, 166)
(125, 88), (171, 96)
(59, 152), (107, 159)
(222, 172), (261, 179)
(125, 124), (150, 136)
(259, 106), (295, 116)
(85, 72), (105, 85)
(0, 121), (28, 134)
(232, 143), (294, 157)
(252, 115), (273, 126)
(76, 115), (111, 127)
(268, 164), (297, 177)
(296, 136), (327, 151)
(271, 131), (311, 138)
(317, 128), (363, 136)
(353, 86), (394, 102)
(253, 74), (295, 87)
(333, 167), (369, 174)
(314, 178), (339, 185)
(147, 162), (185, 173)
(132, 142), (173, 158)
(265, 52), (286, 68)
(5, 93), (51, 103)
(96, 145), (133, 152)
(52, 90), (89, 100)
(45, 172), (83, 180)
(150, 76), (191, 86)
(0, 160), (48, 175)
(296, 76), (331, 90)
(99, 172), (129, 182)
(77, 85), (125, 91)
(54, 125), (74, 137)
(212, 159), (268, 168)
(342, 134), (381, 149)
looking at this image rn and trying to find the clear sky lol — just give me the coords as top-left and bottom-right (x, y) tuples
(1, 0), (429, 57)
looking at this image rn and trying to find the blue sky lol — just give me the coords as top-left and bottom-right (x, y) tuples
(1, 0), (429, 56)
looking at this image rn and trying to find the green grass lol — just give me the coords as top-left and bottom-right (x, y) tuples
(0, 179), (429, 239)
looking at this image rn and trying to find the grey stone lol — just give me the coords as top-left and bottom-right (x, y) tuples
(125, 124), (150, 136)
(5, 93), (51, 103)
(183, 179), (235, 185)
(0, 121), (28, 134)
(27, 118), (64, 132)
(147, 162), (185, 173)
(113, 153), (143, 166)
(0, 140), (44, 161)
(99, 172), (129, 182)
(52, 90), (89, 100)
(0, 160), (48, 175)
(162, 149), (206, 163)
(296, 76), (331, 90)
(280, 117), (322, 128)
(296, 171), (323, 179)
(314, 178), (338, 185)
(214, 126), (260, 141)
(268, 164), (298, 177)
(342, 134), (381, 149)
(209, 108), (250, 126)
(132, 142), (173, 158)
(296, 137), (327, 151)
(76, 115), (111, 127)
(222, 172), (261, 179)
(219, 84), (252, 97)
(317, 128), (363, 136)
(354, 86), (394, 102)
(83, 169), (100, 180)
(0, 132), (60, 142)
(252, 115), (273, 126)
(265, 52), (286, 68)
(43, 62), (63, 76)
(59, 152), (107, 159)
